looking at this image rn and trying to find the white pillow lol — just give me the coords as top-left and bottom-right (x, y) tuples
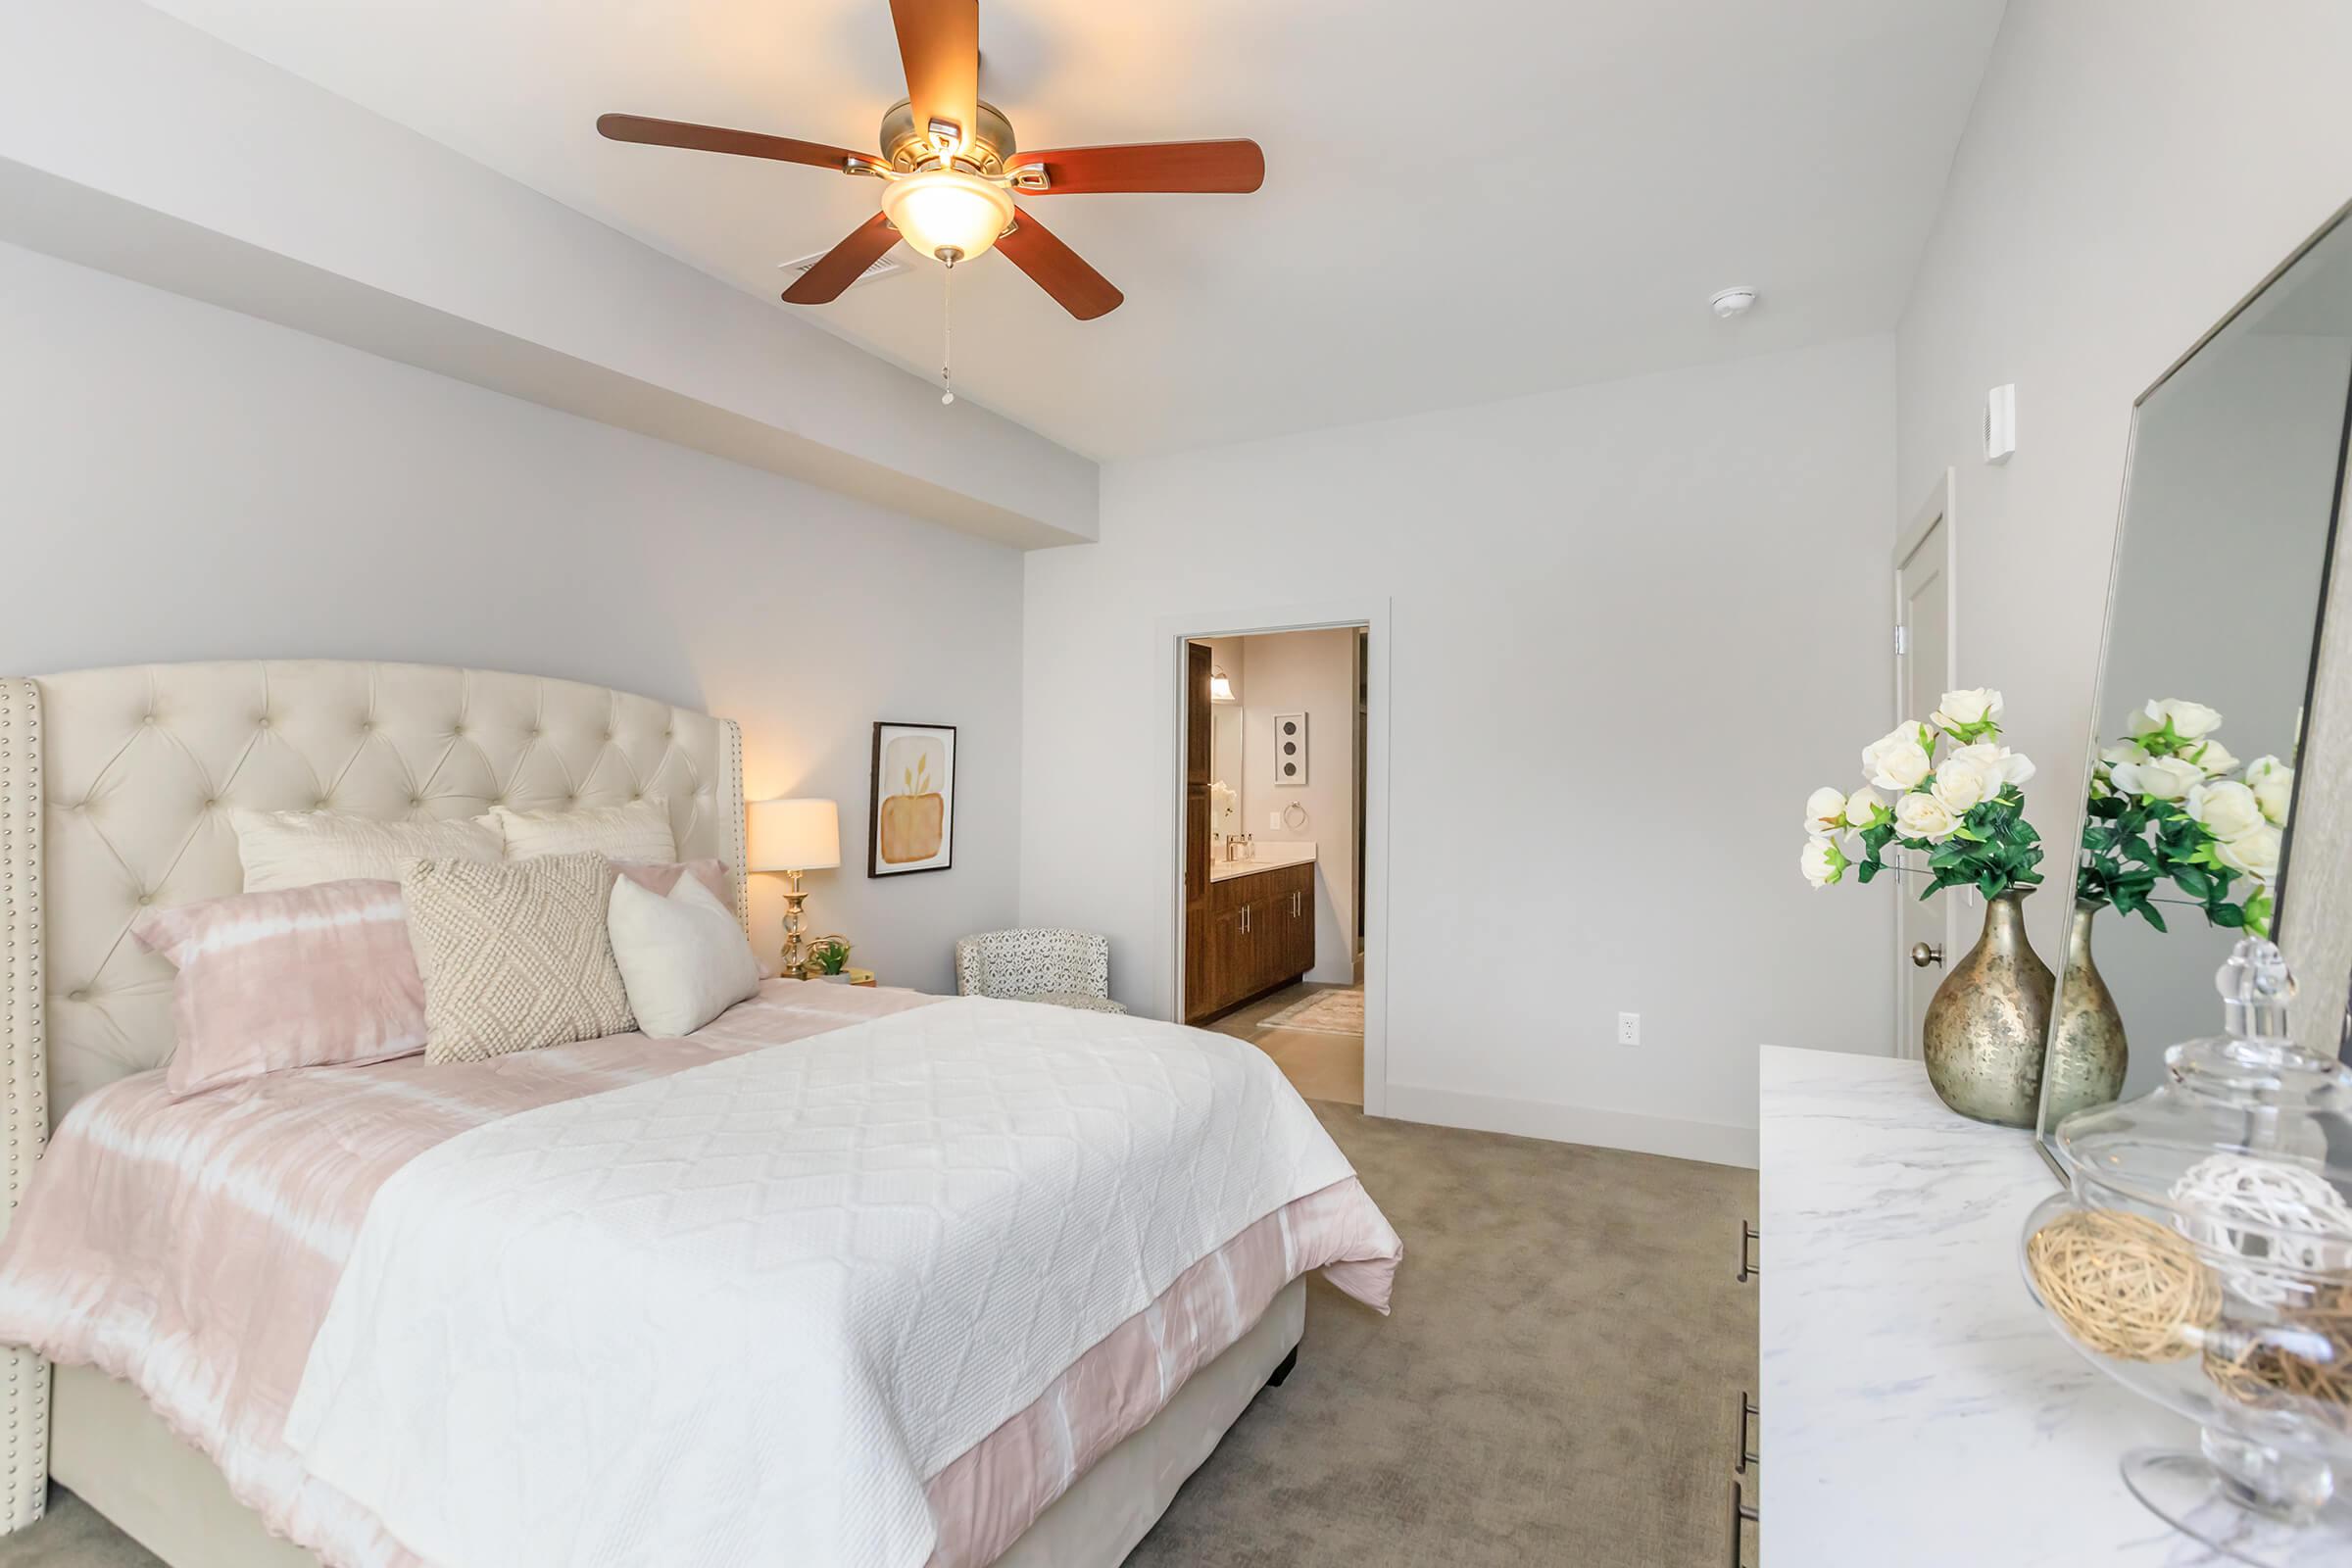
(606, 869), (761, 1038)
(233, 807), (502, 892)
(494, 800), (676, 862)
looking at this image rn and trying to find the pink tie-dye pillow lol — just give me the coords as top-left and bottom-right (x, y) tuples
(131, 879), (428, 1098)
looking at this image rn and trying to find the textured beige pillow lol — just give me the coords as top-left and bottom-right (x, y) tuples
(492, 801), (676, 862)
(233, 807), (502, 892)
(401, 852), (634, 1063)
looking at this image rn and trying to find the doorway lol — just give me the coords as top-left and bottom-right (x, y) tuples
(1893, 471), (1958, 1057)
(1175, 619), (1380, 1108)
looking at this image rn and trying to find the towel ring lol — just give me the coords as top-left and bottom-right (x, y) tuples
(1281, 802), (1308, 831)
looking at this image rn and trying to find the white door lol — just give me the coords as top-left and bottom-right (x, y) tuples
(1894, 479), (1956, 1055)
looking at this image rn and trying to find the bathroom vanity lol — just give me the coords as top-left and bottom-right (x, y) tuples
(1758, 1044), (2343, 1565)
(1185, 847), (1315, 1023)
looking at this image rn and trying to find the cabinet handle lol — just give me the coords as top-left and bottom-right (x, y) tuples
(1733, 1391), (1758, 1475)
(1727, 1480), (1758, 1568)
(1292, 890), (1299, 916)
(1242, 906), (1250, 935)
(1737, 1221), (1760, 1283)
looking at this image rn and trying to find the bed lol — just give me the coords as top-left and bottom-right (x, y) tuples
(0, 660), (1400, 1568)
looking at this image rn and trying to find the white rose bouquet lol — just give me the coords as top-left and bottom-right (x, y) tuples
(1799, 689), (2044, 902)
(2082, 698), (2287, 937)
(1209, 780), (1239, 838)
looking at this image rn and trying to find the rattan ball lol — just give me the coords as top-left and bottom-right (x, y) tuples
(2171, 1153), (2352, 1309)
(2026, 1208), (2221, 1363)
(2204, 1282), (2352, 1429)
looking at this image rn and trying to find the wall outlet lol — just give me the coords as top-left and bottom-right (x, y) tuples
(1617, 1011), (1641, 1046)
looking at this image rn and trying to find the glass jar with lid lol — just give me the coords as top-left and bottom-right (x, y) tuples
(2020, 939), (2352, 1565)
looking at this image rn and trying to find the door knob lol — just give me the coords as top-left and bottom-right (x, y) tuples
(1910, 942), (1944, 968)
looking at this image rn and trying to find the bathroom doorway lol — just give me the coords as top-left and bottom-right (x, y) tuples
(1179, 624), (1372, 1106)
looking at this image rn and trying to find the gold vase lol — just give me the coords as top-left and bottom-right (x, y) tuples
(1923, 888), (2053, 1128)
(2043, 900), (2128, 1124)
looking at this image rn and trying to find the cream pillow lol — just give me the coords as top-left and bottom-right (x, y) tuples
(233, 808), (501, 892)
(401, 852), (634, 1063)
(493, 800), (676, 862)
(606, 871), (761, 1038)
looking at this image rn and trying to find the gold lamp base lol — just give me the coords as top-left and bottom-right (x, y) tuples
(777, 869), (811, 977)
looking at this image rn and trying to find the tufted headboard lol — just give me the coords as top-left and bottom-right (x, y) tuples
(0, 661), (746, 1126)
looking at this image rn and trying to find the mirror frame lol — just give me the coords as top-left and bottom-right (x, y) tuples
(2035, 197), (2352, 1177)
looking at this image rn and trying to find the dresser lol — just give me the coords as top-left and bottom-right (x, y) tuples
(1757, 1046), (2338, 1565)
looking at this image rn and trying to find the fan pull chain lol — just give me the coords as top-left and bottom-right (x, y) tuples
(940, 259), (956, 407)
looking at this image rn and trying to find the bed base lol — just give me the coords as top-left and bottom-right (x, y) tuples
(50, 1279), (1306, 1568)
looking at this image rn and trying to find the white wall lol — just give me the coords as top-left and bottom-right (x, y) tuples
(1896, 0), (2352, 969)
(1235, 628), (1359, 983)
(1022, 336), (1899, 1166)
(0, 240), (1022, 994)
(0, 0), (1098, 548)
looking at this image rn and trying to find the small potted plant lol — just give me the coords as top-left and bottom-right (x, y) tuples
(808, 939), (854, 983)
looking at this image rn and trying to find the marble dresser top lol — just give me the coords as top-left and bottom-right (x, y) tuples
(1760, 1045), (2327, 1565)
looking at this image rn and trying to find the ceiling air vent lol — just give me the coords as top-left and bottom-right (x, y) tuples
(776, 244), (907, 291)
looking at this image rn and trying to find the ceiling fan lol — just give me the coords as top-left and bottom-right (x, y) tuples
(596, 0), (1265, 324)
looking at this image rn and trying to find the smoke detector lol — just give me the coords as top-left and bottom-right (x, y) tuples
(777, 245), (907, 291)
(1710, 286), (1759, 319)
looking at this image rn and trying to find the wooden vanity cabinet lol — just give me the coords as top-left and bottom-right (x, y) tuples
(1185, 860), (1315, 1023)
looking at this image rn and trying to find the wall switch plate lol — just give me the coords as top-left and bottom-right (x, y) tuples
(1617, 1012), (1641, 1046)
(1984, 383), (2018, 465)
(1270, 811), (1285, 829)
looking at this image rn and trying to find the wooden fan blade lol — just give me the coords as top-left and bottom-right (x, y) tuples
(1008, 140), (1265, 195)
(888, 0), (981, 153)
(996, 210), (1123, 320)
(782, 215), (900, 304)
(598, 113), (868, 172)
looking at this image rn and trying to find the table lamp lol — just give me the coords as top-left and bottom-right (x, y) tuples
(747, 797), (840, 976)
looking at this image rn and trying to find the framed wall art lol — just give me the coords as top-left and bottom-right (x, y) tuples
(1272, 711), (1307, 786)
(868, 721), (956, 876)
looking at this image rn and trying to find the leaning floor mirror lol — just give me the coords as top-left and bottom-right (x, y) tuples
(2034, 200), (2352, 1159)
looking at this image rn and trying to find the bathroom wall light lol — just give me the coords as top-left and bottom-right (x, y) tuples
(1209, 666), (1235, 703)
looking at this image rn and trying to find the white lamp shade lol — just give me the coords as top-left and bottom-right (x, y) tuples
(747, 798), (840, 872)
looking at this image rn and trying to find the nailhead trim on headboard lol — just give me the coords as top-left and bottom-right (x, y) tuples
(724, 717), (750, 930)
(0, 678), (50, 1532)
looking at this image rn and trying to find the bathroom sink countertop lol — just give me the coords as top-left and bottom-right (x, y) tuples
(1209, 841), (1315, 882)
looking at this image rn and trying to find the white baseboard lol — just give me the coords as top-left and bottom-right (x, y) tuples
(1380, 1083), (1759, 1169)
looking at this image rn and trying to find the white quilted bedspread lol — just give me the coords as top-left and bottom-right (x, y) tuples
(282, 997), (1358, 1568)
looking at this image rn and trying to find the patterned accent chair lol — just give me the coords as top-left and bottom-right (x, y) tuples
(955, 929), (1127, 1013)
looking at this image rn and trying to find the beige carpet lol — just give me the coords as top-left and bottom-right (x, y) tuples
(4, 1102), (1758, 1568)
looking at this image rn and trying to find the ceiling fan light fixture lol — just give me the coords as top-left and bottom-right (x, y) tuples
(881, 169), (1016, 264)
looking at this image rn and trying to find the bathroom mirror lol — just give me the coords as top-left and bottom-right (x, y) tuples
(2035, 200), (2352, 1155)
(1208, 705), (1244, 837)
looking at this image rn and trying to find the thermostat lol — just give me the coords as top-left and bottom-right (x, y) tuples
(1985, 384), (2018, 465)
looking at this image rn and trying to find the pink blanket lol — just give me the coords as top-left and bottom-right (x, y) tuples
(0, 982), (1399, 1567)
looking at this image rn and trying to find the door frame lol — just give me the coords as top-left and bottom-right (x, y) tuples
(1154, 598), (1394, 1116)
(1892, 470), (1958, 1058)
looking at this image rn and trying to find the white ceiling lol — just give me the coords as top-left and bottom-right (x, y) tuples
(141, 0), (2005, 462)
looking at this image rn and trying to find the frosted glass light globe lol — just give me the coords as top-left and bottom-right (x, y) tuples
(881, 170), (1015, 263)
